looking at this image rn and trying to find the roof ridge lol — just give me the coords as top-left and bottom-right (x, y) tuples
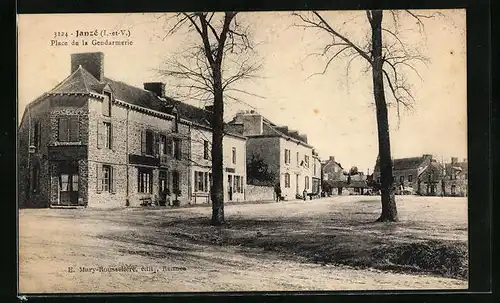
(49, 67), (85, 92)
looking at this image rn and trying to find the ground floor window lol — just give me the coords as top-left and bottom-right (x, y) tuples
(102, 165), (112, 192)
(195, 171), (209, 192)
(284, 173), (290, 188)
(233, 175), (244, 193)
(451, 184), (456, 195)
(138, 167), (152, 193)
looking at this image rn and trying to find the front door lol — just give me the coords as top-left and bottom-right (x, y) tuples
(159, 170), (168, 205)
(59, 173), (79, 205)
(228, 175), (233, 201)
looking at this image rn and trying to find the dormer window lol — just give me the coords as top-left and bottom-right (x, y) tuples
(102, 91), (112, 117)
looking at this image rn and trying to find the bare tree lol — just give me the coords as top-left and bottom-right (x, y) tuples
(160, 12), (261, 225)
(294, 10), (440, 222)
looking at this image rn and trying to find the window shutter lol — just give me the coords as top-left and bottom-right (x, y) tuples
(167, 137), (173, 157)
(111, 124), (116, 151)
(69, 116), (79, 142)
(153, 132), (158, 156)
(96, 163), (102, 193)
(58, 117), (69, 142)
(97, 121), (102, 149)
(141, 130), (146, 155)
(111, 166), (116, 193)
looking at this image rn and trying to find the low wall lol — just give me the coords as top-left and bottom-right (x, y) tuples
(246, 184), (274, 201)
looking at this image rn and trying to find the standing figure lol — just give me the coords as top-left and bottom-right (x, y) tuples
(274, 183), (282, 202)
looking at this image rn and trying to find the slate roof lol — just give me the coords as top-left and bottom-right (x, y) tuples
(373, 156), (426, 173)
(44, 66), (245, 136)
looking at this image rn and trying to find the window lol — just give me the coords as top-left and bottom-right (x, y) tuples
(102, 92), (112, 117)
(60, 174), (70, 191)
(399, 175), (404, 183)
(314, 162), (317, 175)
(305, 176), (309, 190)
(232, 175), (244, 193)
(324, 173), (329, 180)
(296, 152), (299, 166)
(102, 165), (112, 192)
(58, 115), (79, 142)
(451, 185), (456, 195)
(172, 171), (180, 193)
(33, 121), (41, 150)
(145, 130), (154, 155)
(171, 138), (181, 160)
(284, 149), (290, 164)
(72, 174), (79, 191)
(408, 175), (413, 183)
(103, 122), (112, 149)
(284, 173), (290, 188)
(159, 134), (167, 155)
(203, 140), (209, 160)
(195, 171), (209, 192)
(304, 155), (310, 168)
(138, 167), (152, 193)
(232, 147), (237, 164)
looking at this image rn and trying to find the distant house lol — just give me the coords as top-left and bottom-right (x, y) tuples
(372, 154), (446, 196)
(443, 157), (468, 197)
(321, 156), (346, 195)
(321, 157), (368, 195)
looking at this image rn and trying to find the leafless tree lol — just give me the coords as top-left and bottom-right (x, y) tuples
(159, 12), (261, 225)
(294, 10), (441, 222)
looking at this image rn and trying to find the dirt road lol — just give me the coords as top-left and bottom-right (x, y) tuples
(19, 196), (468, 293)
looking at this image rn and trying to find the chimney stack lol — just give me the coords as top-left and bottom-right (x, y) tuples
(205, 105), (214, 112)
(329, 156), (335, 163)
(143, 82), (166, 98)
(71, 52), (104, 81)
(451, 157), (458, 164)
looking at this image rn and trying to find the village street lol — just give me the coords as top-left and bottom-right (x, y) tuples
(19, 195), (468, 293)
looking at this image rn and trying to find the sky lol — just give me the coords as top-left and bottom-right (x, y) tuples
(18, 10), (467, 173)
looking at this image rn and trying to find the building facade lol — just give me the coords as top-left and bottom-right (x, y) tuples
(18, 52), (246, 208)
(230, 111), (315, 200)
(371, 154), (465, 196)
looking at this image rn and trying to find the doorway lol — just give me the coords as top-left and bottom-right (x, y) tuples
(58, 163), (79, 205)
(159, 170), (168, 206)
(228, 175), (233, 201)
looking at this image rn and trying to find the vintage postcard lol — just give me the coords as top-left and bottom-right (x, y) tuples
(17, 10), (468, 293)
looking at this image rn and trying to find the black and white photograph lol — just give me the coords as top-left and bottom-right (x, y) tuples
(17, 9), (470, 293)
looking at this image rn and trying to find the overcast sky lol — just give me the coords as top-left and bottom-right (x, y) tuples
(18, 10), (467, 173)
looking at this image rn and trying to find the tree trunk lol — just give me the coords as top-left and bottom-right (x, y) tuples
(370, 10), (398, 222)
(210, 68), (225, 225)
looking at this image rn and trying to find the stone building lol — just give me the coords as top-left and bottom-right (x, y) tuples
(443, 157), (468, 197)
(229, 111), (315, 200)
(311, 150), (322, 196)
(372, 154), (447, 196)
(321, 156), (346, 195)
(18, 52), (246, 208)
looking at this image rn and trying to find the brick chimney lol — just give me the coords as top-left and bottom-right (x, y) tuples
(329, 156), (335, 163)
(204, 105), (214, 112)
(144, 82), (166, 98)
(451, 157), (458, 164)
(71, 52), (104, 81)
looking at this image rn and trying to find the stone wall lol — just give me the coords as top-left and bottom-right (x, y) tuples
(245, 184), (274, 201)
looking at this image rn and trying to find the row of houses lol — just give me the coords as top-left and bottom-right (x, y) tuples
(321, 154), (468, 197)
(18, 52), (322, 208)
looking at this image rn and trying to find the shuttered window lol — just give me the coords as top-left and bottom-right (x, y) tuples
(58, 115), (79, 142)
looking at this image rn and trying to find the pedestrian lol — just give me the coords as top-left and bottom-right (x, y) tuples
(274, 183), (282, 202)
(302, 189), (307, 201)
